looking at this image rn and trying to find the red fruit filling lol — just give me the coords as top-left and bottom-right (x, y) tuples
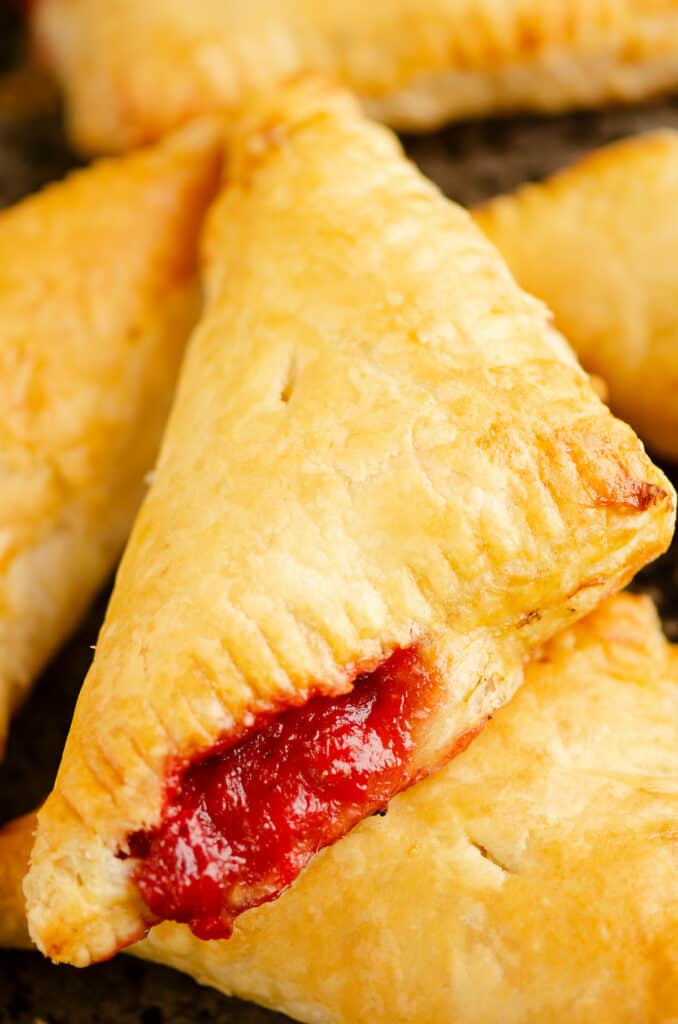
(131, 647), (445, 940)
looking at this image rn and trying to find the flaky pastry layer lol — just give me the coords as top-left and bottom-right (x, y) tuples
(4, 594), (678, 1021)
(32, 0), (678, 153)
(0, 123), (221, 756)
(25, 80), (674, 966)
(475, 130), (678, 461)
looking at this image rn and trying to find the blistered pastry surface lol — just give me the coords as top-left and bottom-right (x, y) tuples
(475, 130), (678, 460)
(134, 593), (678, 1024)
(0, 122), (221, 756)
(5, 595), (678, 1021)
(24, 81), (674, 966)
(32, 0), (678, 153)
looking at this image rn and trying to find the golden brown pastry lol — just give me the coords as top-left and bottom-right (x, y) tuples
(24, 80), (674, 968)
(474, 131), (678, 461)
(5, 594), (678, 1021)
(0, 815), (34, 951)
(32, 0), (678, 154)
(0, 123), (221, 757)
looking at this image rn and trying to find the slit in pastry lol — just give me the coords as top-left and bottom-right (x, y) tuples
(4, 594), (678, 1021)
(24, 79), (675, 967)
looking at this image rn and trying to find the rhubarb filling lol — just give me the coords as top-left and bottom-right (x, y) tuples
(130, 647), (446, 940)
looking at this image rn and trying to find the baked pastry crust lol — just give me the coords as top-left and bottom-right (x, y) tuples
(134, 593), (678, 1023)
(24, 80), (674, 967)
(5, 594), (678, 1021)
(0, 124), (221, 756)
(474, 130), (678, 461)
(0, 815), (34, 951)
(32, 0), (678, 154)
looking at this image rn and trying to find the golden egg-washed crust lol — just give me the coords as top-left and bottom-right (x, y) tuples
(25, 80), (674, 968)
(5, 594), (678, 1020)
(474, 131), (678, 461)
(135, 593), (678, 1023)
(32, 0), (678, 154)
(0, 124), (222, 757)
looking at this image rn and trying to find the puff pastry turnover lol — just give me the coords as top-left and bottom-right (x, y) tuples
(32, 0), (678, 154)
(5, 594), (678, 1021)
(0, 124), (220, 757)
(474, 130), (678, 461)
(24, 80), (675, 968)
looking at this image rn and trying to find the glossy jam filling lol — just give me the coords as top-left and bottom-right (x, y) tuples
(131, 647), (440, 940)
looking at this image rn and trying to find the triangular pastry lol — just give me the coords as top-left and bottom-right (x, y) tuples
(32, 0), (678, 154)
(474, 131), (678, 461)
(5, 594), (678, 1021)
(0, 124), (221, 757)
(25, 80), (675, 967)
